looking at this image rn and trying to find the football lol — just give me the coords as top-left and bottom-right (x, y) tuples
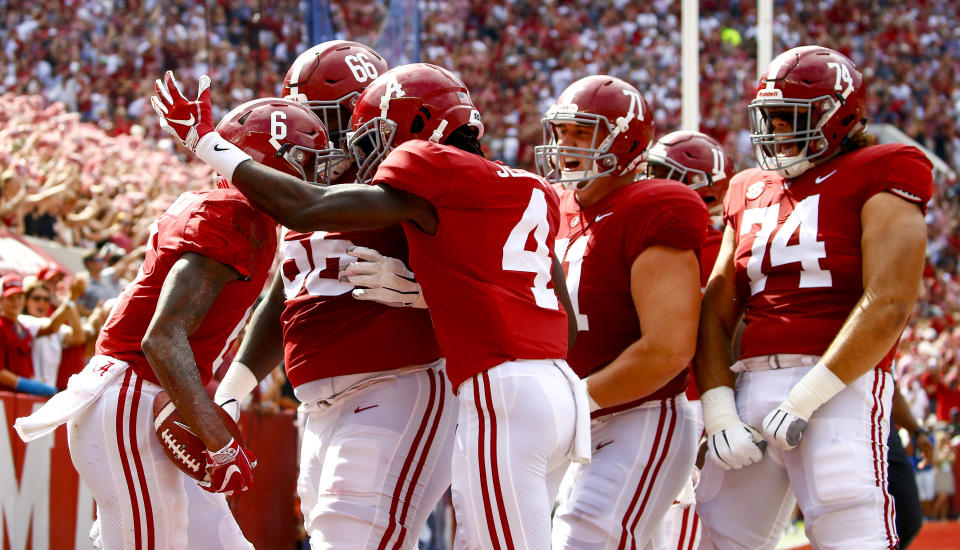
(152, 391), (244, 482)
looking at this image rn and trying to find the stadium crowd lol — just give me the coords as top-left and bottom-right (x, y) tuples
(3, 0), (960, 524)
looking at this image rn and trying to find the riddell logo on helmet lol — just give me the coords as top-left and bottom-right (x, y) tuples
(756, 89), (783, 99)
(548, 104), (579, 119)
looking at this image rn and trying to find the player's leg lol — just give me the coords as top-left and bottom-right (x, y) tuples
(784, 368), (898, 550)
(301, 365), (457, 549)
(67, 368), (187, 550)
(552, 397), (698, 550)
(646, 476), (701, 550)
(451, 360), (576, 550)
(183, 475), (253, 550)
(696, 370), (798, 550)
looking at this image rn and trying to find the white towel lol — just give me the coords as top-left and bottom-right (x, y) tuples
(554, 359), (592, 464)
(14, 355), (128, 442)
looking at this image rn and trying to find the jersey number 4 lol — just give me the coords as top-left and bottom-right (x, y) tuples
(502, 188), (560, 310)
(740, 194), (832, 294)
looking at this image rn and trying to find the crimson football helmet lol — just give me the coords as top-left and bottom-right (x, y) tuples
(282, 40), (388, 147)
(749, 45), (867, 178)
(535, 75), (654, 191)
(347, 63), (484, 184)
(645, 131), (733, 211)
(216, 98), (344, 188)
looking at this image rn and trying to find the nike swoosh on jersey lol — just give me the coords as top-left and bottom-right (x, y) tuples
(167, 114), (195, 126)
(814, 169), (838, 184)
(595, 212), (614, 222)
(354, 404), (379, 414)
(596, 440), (614, 450)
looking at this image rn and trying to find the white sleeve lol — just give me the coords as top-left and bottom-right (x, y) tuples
(17, 315), (50, 338)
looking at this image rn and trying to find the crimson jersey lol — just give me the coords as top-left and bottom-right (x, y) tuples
(279, 225), (441, 386)
(687, 223), (725, 401)
(724, 143), (933, 370)
(374, 140), (568, 389)
(700, 225), (724, 287)
(97, 190), (276, 386)
(556, 180), (709, 413)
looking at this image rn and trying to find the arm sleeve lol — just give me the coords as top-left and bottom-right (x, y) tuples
(373, 141), (451, 203)
(623, 197), (709, 265)
(177, 199), (273, 280)
(864, 146), (934, 213)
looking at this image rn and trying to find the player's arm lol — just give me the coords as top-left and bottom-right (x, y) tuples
(214, 271), (286, 418)
(141, 252), (241, 451)
(229, 160), (439, 235)
(151, 71), (438, 235)
(693, 225), (741, 394)
(891, 380), (933, 457)
(585, 245), (700, 406)
(552, 254), (577, 349)
(763, 192), (927, 450)
(694, 226), (766, 469)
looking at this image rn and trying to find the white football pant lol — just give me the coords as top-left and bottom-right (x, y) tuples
(297, 362), (457, 550)
(553, 395), (698, 550)
(68, 365), (251, 550)
(696, 359), (897, 550)
(452, 359), (577, 550)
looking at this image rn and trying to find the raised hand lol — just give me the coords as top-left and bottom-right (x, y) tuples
(151, 71), (214, 152)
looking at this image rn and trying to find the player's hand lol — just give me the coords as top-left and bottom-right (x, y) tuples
(701, 386), (765, 470)
(199, 438), (257, 496)
(762, 405), (808, 451)
(151, 71), (214, 151)
(339, 246), (427, 308)
(707, 422), (767, 470)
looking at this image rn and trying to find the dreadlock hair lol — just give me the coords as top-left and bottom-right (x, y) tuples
(443, 125), (485, 157)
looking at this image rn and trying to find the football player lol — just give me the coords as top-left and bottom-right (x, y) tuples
(153, 62), (588, 550)
(643, 130), (735, 550)
(693, 46), (933, 549)
(212, 42), (459, 549)
(533, 76), (709, 549)
(17, 97), (335, 550)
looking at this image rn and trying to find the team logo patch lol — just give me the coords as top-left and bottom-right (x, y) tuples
(746, 181), (766, 200)
(571, 216), (580, 227)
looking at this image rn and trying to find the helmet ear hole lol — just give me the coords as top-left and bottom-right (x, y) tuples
(410, 115), (425, 134)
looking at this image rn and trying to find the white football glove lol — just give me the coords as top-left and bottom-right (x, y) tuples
(339, 246), (427, 308)
(762, 406), (807, 451)
(761, 361), (846, 451)
(701, 386), (766, 470)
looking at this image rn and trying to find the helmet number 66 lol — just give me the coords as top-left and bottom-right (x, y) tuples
(345, 53), (380, 83)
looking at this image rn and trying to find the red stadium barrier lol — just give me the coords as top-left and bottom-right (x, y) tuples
(1, 391), (299, 550)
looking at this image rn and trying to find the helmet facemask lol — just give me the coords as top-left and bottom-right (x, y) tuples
(644, 153), (712, 191)
(749, 94), (841, 179)
(280, 143), (349, 186)
(346, 116), (399, 184)
(535, 111), (620, 191)
(293, 92), (359, 150)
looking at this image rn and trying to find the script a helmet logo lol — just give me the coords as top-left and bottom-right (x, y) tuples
(385, 77), (405, 99)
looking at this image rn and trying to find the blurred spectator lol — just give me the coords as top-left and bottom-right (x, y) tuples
(913, 433), (936, 517)
(76, 248), (123, 315)
(933, 429), (957, 519)
(0, 274), (56, 396)
(17, 276), (84, 387)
